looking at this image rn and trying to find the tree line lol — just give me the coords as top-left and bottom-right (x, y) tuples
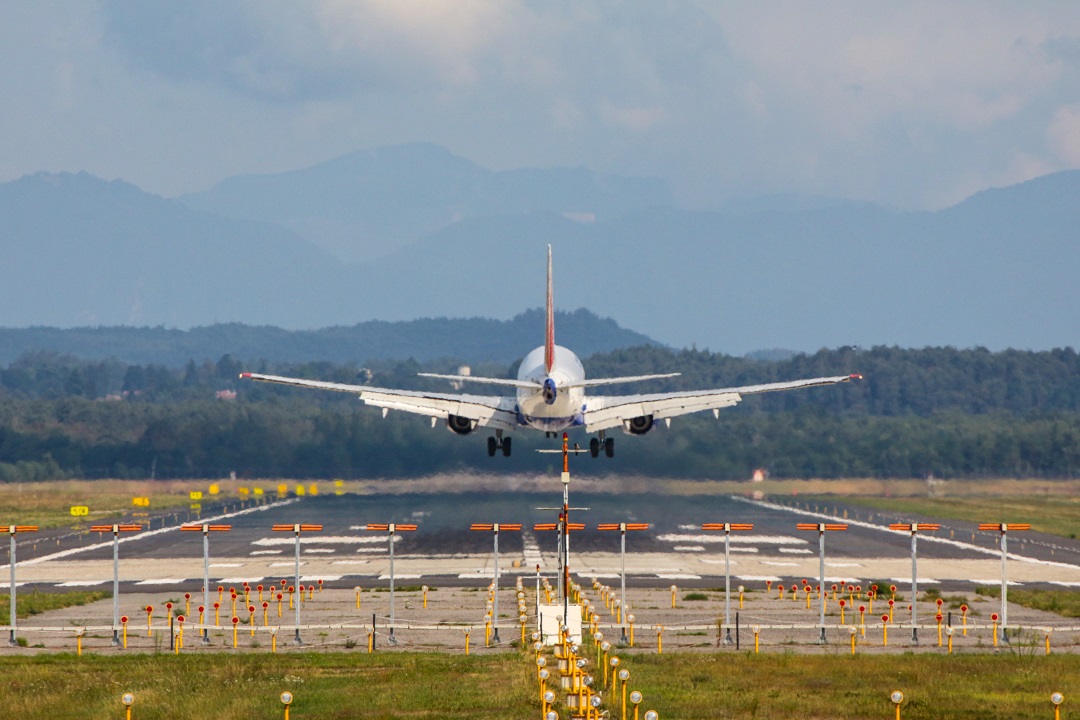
(0, 345), (1078, 481)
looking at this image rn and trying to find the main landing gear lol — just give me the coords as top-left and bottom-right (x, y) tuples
(589, 433), (614, 458)
(487, 431), (511, 457)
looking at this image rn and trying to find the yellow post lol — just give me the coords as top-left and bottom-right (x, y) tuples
(753, 626), (760, 654)
(368, 630), (374, 653)
(272, 630), (277, 653)
(960, 604), (968, 636)
(464, 629), (470, 655)
(423, 585), (428, 609)
(1045, 630), (1052, 655)
(308, 586), (313, 601)
(146, 605), (154, 637)
(670, 585), (677, 609)
(936, 613), (943, 647)
(232, 618), (239, 649)
(656, 626), (663, 654)
(991, 614), (999, 647)
(77, 630), (83, 656)
(882, 616), (889, 646)
(250, 607), (256, 637)
(121, 617), (128, 649)
(215, 602), (221, 626)
(738, 585), (744, 610)
(947, 627), (954, 654)
(355, 586), (361, 610)
(277, 594), (283, 618)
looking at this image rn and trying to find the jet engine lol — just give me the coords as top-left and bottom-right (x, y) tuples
(624, 415), (655, 435)
(446, 414), (475, 435)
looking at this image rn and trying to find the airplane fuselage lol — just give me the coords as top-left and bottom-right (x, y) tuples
(515, 344), (585, 431)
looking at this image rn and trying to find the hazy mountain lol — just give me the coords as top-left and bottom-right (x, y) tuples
(1, 152), (1078, 354)
(180, 142), (673, 262)
(0, 309), (659, 367)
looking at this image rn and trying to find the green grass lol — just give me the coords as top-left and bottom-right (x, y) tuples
(0, 653), (534, 719)
(824, 495), (1080, 540)
(0, 651), (1077, 719)
(682, 592), (709, 601)
(0, 589), (110, 624)
(975, 586), (1080, 618)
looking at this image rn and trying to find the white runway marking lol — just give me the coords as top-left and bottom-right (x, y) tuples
(270, 562), (303, 567)
(210, 563), (243, 568)
(300, 575), (340, 582)
(250, 550), (282, 556)
(355, 548), (385, 554)
(970, 579), (1022, 585)
(888, 577), (938, 584)
(762, 561), (800, 566)
(779, 548), (813, 554)
(57, 580), (108, 587)
(1, 497), (300, 570)
(827, 562), (863, 568)
(673, 546), (705, 552)
(657, 534), (807, 545)
(303, 549), (335, 554)
(738, 575), (782, 582)
(380, 574), (422, 580)
(136, 578), (186, 585)
(217, 577), (264, 584)
(657, 573), (701, 579)
(252, 535), (394, 546)
(331, 560), (370, 566)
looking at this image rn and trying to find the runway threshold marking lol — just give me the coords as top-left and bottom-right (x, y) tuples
(0, 497), (301, 570)
(732, 495), (1080, 571)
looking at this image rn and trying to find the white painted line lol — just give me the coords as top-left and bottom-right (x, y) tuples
(209, 563), (244, 568)
(379, 574), (422, 580)
(673, 546), (705, 552)
(252, 535), (395, 546)
(826, 562), (863, 568)
(250, 550), (282, 556)
(303, 549), (335, 554)
(270, 562), (304, 567)
(580, 573), (619, 579)
(458, 572), (494, 579)
(730, 547), (759, 553)
(2, 497), (301, 570)
(779, 548), (813, 554)
(355, 548), (385, 553)
(657, 573), (701, 580)
(57, 580), (108, 587)
(762, 561), (800, 567)
(657, 534), (807, 545)
(331, 560), (370, 566)
(737, 575), (782, 582)
(1051, 581), (1080, 587)
(217, 577), (264, 584)
(888, 577), (939, 584)
(300, 575), (340, 582)
(136, 578), (186, 585)
(970, 579), (1022, 586)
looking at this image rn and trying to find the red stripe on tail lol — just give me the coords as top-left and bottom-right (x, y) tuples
(545, 245), (555, 373)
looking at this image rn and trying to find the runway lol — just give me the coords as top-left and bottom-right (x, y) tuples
(6, 490), (1080, 593)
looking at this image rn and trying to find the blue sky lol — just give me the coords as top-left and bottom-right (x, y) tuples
(3, 1), (1080, 210)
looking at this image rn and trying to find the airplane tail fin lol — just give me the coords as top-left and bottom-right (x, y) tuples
(545, 245), (555, 373)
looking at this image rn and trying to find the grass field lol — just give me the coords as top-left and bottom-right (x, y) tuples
(819, 494), (1080, 540)
(976, 586), (1080, 619)
(0, 589), (109, 625)
(0, 651), (1076, 719)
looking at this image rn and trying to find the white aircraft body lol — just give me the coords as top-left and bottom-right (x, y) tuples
(242, 246), (860, 457)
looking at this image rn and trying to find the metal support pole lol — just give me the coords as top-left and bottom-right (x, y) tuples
(818, 528), (826, 643)
(724, 529), (733, 645)
(492, 525), (501, 644)
(8, 530), (16, 646)
(112, 528), (121, 646)
(389, 524), (397, 644)
(293, 528), (302, 645)
(1000, 529), (1008, 644)
(911, 530), (919, 645)
(620, 527), (628, 644)
(202, 528), (211, 644)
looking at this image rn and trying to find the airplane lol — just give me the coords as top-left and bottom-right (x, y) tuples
(241, 246), (860, 458)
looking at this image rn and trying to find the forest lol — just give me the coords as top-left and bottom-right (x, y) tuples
(0, 345), (1078, 481)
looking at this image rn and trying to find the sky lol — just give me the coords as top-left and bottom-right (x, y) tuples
(3, 2), (1080, 211)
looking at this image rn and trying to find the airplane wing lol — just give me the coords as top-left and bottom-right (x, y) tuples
(240, 372), (519, 432)
(583, 374), (860, 433)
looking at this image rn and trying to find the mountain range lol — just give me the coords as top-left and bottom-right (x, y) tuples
(1, 142), (1077, 354)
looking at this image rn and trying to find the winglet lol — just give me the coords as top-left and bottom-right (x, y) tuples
(544, 244), (555, 374)
(239, 372), (252, 379)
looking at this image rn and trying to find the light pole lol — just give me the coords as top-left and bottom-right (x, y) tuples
(180, 523), (231, 643)
(978, 522), (1031, 643)
(797, 522), (848, 643)
(702, 522), (754, 644)
(598, 522), (650, 644)
(366, 522), (417, 644)
(271, 523), (323, 644)
(471, 522), (522, 644)
(889, 522), (939, 644)
(6, 525), (38, 646)
(89, 523), (142, 646)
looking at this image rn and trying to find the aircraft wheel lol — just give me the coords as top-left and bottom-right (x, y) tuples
(604, 437), (615, 458)
(589, 437), (600, 458)
(487, 437), (497, 457)
(502, 437), (512, 457)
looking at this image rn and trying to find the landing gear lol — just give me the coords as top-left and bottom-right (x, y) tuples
(589, 434), (614, 458)
(488, 432), (512, 457)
